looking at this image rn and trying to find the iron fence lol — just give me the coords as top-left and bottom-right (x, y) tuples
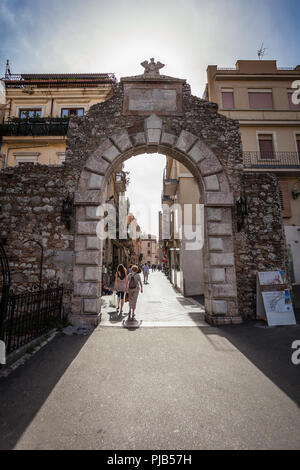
(1, 285), (63, 355)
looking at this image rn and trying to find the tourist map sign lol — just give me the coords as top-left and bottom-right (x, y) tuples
(256, 271), (296, 326)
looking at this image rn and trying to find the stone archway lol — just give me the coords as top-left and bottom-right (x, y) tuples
(70, 113), (241, 327)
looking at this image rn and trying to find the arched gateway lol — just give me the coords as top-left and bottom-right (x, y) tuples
(67, 61), (245, 326)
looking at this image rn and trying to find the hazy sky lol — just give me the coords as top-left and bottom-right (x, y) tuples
(1, 0), (299, 235)
(1, 0), (299, 96)
(124, 154), (166, 238)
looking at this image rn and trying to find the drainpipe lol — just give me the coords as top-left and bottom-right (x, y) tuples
(50, 98), (54, 118)
(6, 99), (11, 121)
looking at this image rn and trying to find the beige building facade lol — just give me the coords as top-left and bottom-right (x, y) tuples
(204, 60), (300, 283)
(0, 71), (115, 167)
(162, 157), (204, 296)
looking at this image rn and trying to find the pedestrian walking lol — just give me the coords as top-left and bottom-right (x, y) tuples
(127, 265), (143, 320)
(143, 262), (150, 284)
(114, 264), (128, 315)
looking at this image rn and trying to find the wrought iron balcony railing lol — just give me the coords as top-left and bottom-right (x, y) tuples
(243, 151), (300, 169)
(0, 119), (69, 137)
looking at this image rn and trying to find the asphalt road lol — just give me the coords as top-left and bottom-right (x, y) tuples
(0, 321), (300, 450)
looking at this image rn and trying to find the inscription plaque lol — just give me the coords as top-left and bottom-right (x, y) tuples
(128, 88), (177, 112)
(122, 82), (183, 116)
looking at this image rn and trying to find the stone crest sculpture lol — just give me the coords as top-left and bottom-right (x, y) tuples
(141, 58), (165, 76)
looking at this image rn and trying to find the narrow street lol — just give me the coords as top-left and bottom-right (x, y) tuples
(0, 275), (300, 450)
(101, 271), (206, 326)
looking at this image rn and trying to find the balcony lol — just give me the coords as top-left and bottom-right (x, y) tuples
(243, 151), (300, 171)
(163, 168), (178, 197)
(0, 119), (69, 137)
(161, 192), (173, 205)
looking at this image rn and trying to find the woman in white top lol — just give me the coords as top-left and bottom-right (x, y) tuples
(127, 265), (143, 320)
(114, 264), (128, 315)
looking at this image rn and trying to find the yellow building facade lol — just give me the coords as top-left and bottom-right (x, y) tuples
(204, 60), (300, 283)
(0, 72), (115, 167)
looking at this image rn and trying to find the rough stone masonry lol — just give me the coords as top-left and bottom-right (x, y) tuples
(0, 68), (289, 326)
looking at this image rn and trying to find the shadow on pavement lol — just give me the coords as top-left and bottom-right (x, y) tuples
(0, 332), (91, 450)
(197, 320), (300, 407)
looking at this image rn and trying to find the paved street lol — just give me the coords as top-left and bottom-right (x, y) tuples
(0, 286), (300, 449)
(101, 271), (206, 326)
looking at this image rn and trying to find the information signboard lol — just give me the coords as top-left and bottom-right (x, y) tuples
(256, 271), (296, 326)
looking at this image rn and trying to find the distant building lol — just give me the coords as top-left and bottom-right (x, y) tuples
(140, 234), (158, 265)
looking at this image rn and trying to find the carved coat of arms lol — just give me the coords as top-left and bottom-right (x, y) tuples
(141, 58), (165, 77)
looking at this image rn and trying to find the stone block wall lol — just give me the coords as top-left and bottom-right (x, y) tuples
(0, 163), (78, 315)
(235, 173), (290, 318)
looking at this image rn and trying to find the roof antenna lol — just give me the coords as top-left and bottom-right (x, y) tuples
(257, 42), (267, 60)
(5, 59), (11, 78)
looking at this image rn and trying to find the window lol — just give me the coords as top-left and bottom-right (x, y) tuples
(14, 152), (39, 165)
(288, 92), (300, 110)
(221, 90), (234, 109)
(296, 135), (300, 156)
(57, 152), (66, 164)
(279, 182), (291, 218)
(249, 91), (273, 109)
(61, 108), (84, 118)
(19, 109), (42, 118)
(147, 242), (150, 247)
(147, 250), (151, 255)
(258, 134), (275, 160)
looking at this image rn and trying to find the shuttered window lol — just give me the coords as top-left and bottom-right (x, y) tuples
(258, 134), (275, 160)
(279, 182), (291, 218)
(221, 91), (235, 109)
(296, 136), (300, 156)
(249, 91), (273, 109)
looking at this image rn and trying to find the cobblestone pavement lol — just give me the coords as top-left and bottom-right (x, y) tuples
(100, 271), (206, 327)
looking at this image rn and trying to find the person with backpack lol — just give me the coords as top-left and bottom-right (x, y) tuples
(127, 265), (143, 320)
(114, 264), (128, 316)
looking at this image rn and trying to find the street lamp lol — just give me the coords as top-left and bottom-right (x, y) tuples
(236, 195), (248, 232)
(61, 193), (74, 230)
